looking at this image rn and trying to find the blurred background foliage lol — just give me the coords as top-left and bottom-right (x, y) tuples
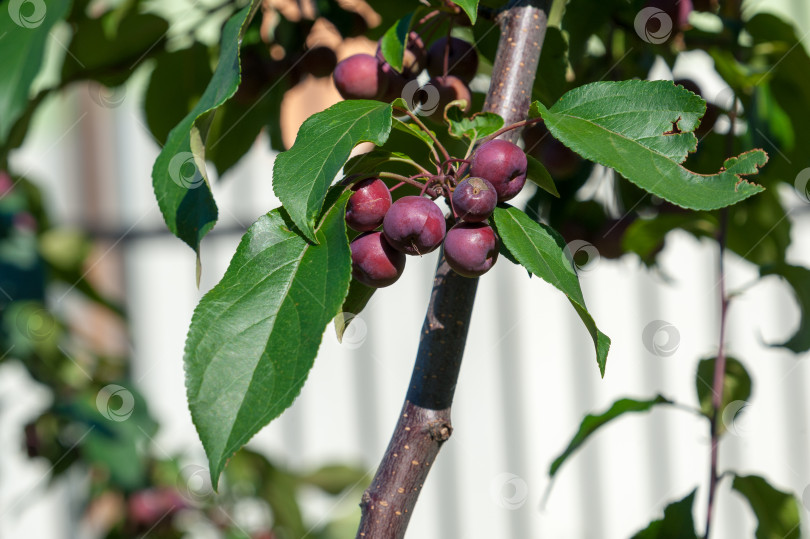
(1, 0), (809, 536)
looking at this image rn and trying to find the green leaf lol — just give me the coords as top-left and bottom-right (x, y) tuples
(344, 149), (413, 177)
(695, 356), (752, 421)
(184, 193), (353, 486)
(732, 475), (801, 539)
(379, 14), (414, 72)
(632, 489), (698, 539)
(450, 0), (479, 25)
(446, 107), (503, 140)
(61, 11), (169, 86)
(526, 154), (559, 197)
(531, 81), (767, 210)
(0, 0), (71, 145)
(549, 395), (672, 478)
(493, 205), (610, 376)
(145, 43), (213, 145)
(151, 4), (260, 255)
(623, 213), (715, 266)
(334, 279), (375, 342)
(760, 264), (810, 353)
(393, 115), (435, 150)
(273, 100), (393, 242)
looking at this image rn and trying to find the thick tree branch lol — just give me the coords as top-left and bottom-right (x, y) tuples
(356, 3), (550, 538)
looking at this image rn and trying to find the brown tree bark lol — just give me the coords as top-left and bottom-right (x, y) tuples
(356, 3), (551, 537)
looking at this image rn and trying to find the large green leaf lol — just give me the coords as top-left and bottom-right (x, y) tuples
(0, 0), (71, 146)
(695, 356), (752, 422)
(632, 489), (698, 539)
(493, 205), (610, 376)
(760, 264), (810, 353)
(732, 475), (801, 539)
(531, 81), (767, 210)
(272, 100), (393, 242)
(151, 3), (260, 256)
(549, 395), (672, 478)
(184, 193), (352, 485)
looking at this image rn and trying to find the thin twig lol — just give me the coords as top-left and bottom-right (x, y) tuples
(393, 106), (452, 165)
(704, 92), (737, 539)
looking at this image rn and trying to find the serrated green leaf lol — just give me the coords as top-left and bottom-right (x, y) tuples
(184, 193), (353, 486)
(273, 100), (393, 242)
(550, 395), (672, 478)
(0, 0), (72, 146)
(334, 279), (375, 342)
(760, 264), (810, 353)
(531, 81), (767, 210)
(732, 475), (801, 539)
(450, 0), (479, 24)
(493, 205), (610, 376)
(632, 489), (698, 539)
(379, 14), (414, 72)
(695, 356), (752, 422)
(151, 4), (260, 255)
(446, 106), (503, 140)
(526, 154), (559, 197)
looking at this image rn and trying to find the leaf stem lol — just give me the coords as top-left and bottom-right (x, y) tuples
(394, 106), (452, 165)
(704, 90), (738, 539)
(377, 171), (432, 190)
(482, 116), (545, 143)
(388, 157), (433, 176)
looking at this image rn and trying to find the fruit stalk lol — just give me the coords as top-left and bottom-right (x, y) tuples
(356, 3), (550, 538)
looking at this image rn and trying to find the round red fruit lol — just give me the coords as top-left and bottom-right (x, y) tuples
(444, 223), (499, 277)
(452, 177), (497, 222)
(351, 231), (406, 288)
(470, 139), (528, 202)
(383, 196), (446, 256)
(345, 178), (392, 232)
(333, 54), (387, 100)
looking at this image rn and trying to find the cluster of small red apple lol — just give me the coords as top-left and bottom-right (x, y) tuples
(346, 138), (529, 287)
